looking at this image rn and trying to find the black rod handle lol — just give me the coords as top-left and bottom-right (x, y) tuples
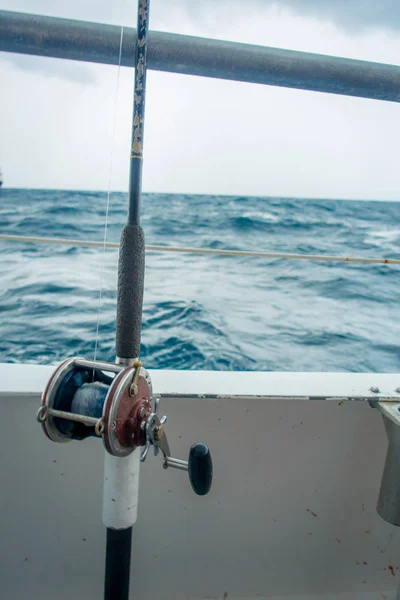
(115, 224), (145, 360)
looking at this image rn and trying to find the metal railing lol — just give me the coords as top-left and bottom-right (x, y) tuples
(1, 9), (400, 102)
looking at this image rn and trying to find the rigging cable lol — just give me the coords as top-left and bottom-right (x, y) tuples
(0, 233), (399, 266)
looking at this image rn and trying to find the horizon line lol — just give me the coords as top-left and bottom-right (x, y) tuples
(1, 186), (399, 203)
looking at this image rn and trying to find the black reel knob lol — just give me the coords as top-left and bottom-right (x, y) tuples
(188, 443), (213, 496)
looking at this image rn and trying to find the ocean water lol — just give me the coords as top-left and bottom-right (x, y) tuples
(0, 188), (399, 372)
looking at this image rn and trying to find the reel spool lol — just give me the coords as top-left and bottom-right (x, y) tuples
(37, 357), (212, 495)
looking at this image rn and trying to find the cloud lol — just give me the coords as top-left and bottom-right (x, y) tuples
(179, 0), (400, 34)
(267, 0), (400, 33)
(3, 54), (97, 85)
(3, 0), (400, 37)
(2, 0), (400, 200)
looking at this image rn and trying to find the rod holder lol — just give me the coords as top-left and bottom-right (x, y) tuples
(376, 403), (400, 526)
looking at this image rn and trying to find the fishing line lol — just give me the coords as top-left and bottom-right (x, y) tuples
(92, 25), (125, 368)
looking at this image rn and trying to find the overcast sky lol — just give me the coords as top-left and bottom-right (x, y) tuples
(1, 0), (400, 199)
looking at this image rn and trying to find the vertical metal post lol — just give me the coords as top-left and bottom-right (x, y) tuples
(104, 2), (150, 599)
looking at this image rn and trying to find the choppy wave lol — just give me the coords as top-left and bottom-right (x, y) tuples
(1, 188), (400, 372)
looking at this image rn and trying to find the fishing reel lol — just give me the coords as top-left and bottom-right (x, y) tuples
(36, 357), (212, 496)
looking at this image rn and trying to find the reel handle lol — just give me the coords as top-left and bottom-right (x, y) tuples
(164, 443), (213, 496)
(188, 443), (213, 496)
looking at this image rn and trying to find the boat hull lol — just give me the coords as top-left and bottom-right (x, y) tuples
(0, 363), (399, 599)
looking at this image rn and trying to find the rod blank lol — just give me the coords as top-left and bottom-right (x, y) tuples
(2, 10), (400, 102)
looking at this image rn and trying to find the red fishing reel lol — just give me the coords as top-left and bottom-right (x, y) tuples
(37, 357), (213, 495)
(37, 357), (152, 456)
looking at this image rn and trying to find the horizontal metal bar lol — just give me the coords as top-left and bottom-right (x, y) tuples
(47, 407), (99, 426)
(159, 394), (399, 403)
(74, 358), (124, 373)
(165, 457), (188, 472)
(1, 10), (400, 102)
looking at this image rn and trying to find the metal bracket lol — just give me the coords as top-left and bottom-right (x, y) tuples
(140, 399), (169, 462)
(376, 401), (400, 426)
(375, 400), (400, 527)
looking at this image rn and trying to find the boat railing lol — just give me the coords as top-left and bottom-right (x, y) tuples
(1, 9), (400, 103)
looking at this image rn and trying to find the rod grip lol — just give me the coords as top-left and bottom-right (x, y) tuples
(115, 224), (145, 360)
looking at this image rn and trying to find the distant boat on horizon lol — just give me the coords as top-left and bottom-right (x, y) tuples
(0, 168), (3, 187)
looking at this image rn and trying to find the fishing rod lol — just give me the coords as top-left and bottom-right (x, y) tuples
(105, 0), (149, 597)
(36, 2), (212, 599)
(115, 0), (148, 369)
